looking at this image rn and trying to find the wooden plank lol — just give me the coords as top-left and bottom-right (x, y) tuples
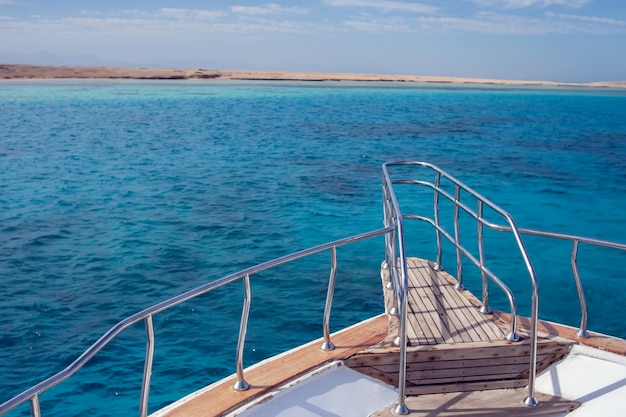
(405, 362), (530, 379)
(407, 260), (467, 343)
(406, 261), (451, 344)
(348, 355), (565, 386)
(431, 273), (485, 342)
(403, 353), (565, 383)
(496, 311), (626, 356)
(347, 340), (569, 395)
(403, 341), (569, 364)
(410, 258), (503, 342)
(367, 352), (558, 373)
(349, 366), (399, 387)
(406, 274), (446, 344)
(350, 367), (530, 391)
(423, 258), (506, 341)
(404, 379), (529, 395)
(408, 291), (441, 344)
(442, 285), (504, 341)
(372, 387), (581, 415)
(407, 371), (527, 385)
(519, 353), (567, 379)
(394, 257), (505, 345)
(421, 263), (486, 341)
(449, 273), (506, 341)
(357, 338), (568, 364)
(158, 314), (388, 417)
(408, 259), (468, 343)
(406, 283), (439, 345)
(408, 258), (504, 341)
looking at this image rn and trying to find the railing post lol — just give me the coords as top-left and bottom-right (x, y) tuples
(516, 230), (538, 407)
(523, 286), (539, 407)
(233, 274), (251, 391)
(29, 395), (40, 417)
(383, 182), (394, 282)
(433, 172), (444, 271)
(321, 246), (338, 350)
(571, 240), (590, 338)
(453, 185), (465, 290)
(393, 245), (409, 415)
(389, 224), (400, 316)
(139, 315), (155, 417)
(477, 201), (491, 314)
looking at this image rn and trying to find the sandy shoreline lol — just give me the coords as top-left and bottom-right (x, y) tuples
(1, 64), (625, 88)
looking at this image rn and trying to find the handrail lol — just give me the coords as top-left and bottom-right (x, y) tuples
(382, 166), (410, 415)
(394, 175), (626, 336)
(0, 227), (393, 417)
(383, 161), (541, 407)
(481, 225), (626, 337)
(402, 213), (519, 341)
(394, 179), (521, 338)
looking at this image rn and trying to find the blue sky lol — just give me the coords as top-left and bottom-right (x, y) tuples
(0, 1), (625, 82)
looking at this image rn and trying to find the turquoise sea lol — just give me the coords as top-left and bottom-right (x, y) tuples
(1, 80), (626, 416)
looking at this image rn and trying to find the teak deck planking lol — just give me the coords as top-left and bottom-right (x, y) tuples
(404, 257), (505, 345)
(371, 388), (580, 417)
(345, 257), (572, 395)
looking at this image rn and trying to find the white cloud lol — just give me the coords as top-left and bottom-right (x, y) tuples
(0, 6), (323, 43)
(119, 8), (228, 20)
(427, 13), (557, 34)
(1, 2), (623, 53)
(338, 9), (626, 35)
(345, 16), (412, 32)
(230, 4), (310, 15)
(324, 0), (439, 14)
(547, 12), (626, 26)
(157, 8), (225, 20)
(472, 0), (590, 8)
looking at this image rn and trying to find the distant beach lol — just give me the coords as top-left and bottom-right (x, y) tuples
(1, 64), (625, 88)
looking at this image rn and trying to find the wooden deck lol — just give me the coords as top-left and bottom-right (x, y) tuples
(346, 257), (573, 395)
(403, 258), (506, 345)
(371, 388), (580, 417)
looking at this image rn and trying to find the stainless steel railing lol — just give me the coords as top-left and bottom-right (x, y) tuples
(0, 227), (393, 417)
(383, 161), (541, 410)
(484, 225), (626, 338)
(382, 166), (410, 415)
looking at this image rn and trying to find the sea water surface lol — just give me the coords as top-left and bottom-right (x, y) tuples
(1, 80), (626, 416)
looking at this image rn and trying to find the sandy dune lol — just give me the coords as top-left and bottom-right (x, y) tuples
(1, 64), (624, 88)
